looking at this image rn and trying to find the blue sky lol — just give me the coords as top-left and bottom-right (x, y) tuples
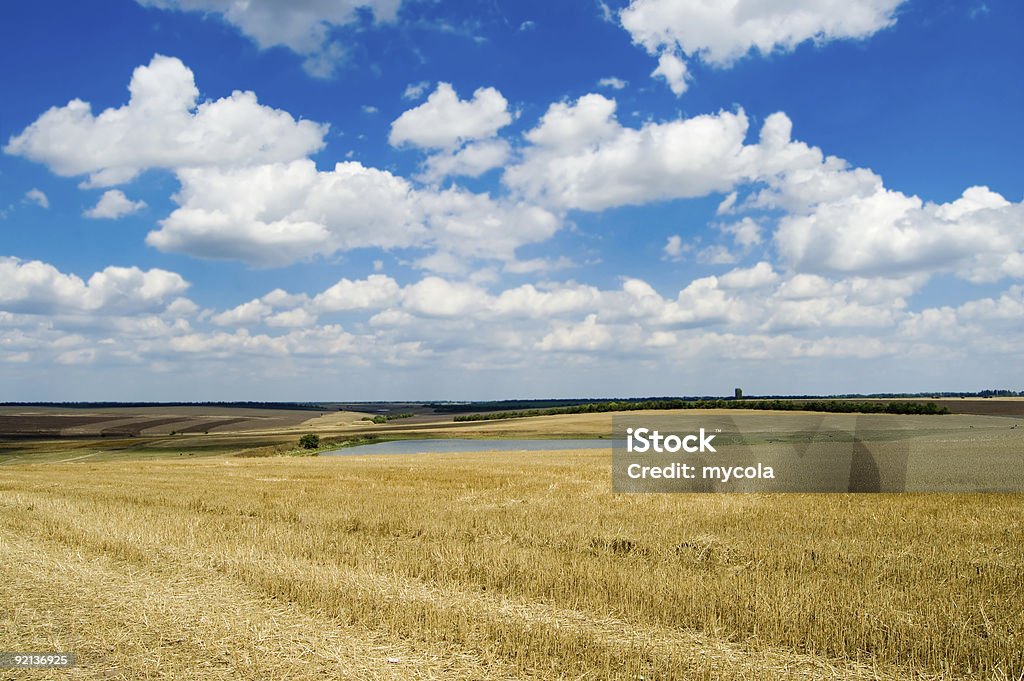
(0, 0), (1021, 400)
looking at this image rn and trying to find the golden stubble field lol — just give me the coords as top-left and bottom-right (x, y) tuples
(1, 411), (1022, 680)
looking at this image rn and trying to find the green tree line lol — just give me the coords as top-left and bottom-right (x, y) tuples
(453, 399), (950, 422)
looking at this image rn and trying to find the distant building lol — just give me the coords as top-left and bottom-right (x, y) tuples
(734, 388), (743, 399)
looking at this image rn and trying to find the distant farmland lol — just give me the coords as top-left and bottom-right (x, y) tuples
(3, 401), (1024, 465)
(0, 405), (323, 439)
(0, 405), (354, 464)
(932, 399), (1024, 418)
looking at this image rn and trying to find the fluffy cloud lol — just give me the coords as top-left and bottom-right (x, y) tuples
(537, 314), (613, 351)
(4, 257), (1022, 394)
(25, 189), (49, 209)
(775, 185), (1024, 282)
(651, 52), (689, 95)
(762, 273), (921, 332)
(957, 285), (1024, 323)
(312, 274), (400, 312)
(762, 295), (900, 332)
(718, 262), (777, 289)
(684, 112), (1024, 284)
(211, 299), (273, 326)
(505, 96), (1024, 286)
(504, 100), (863, 215)
(0, 257), (189, 315)
(401, 277), (485, 317)
(266, 308), (318, 328)
(492, 283), (602, 318)
(136, 0), (402, 77)
(620, 0), (904, 67)
(900, 286), (1024, 346)
(505, 94), (770, 210)
(696, 245), (738, 265)
(208, 271), (748, 334)
(419, 139), (511, 182)
(412, 189), (558, 265)
(286, 269), (921, 341)
(389, 82), (512, 150)
(662, 235), (690, 261)
(5, 55), (326, 187)
(719, 217), (762, 248)
(745, 117), (884, 212)
(597, 77), (628, 90)
(403, 81), (431, 100)
(146, 159), (560, 268)
(640, 276), (745, 326)
(502, 256), (574, 275)
(84, 190), (147, 219)
(148, 160), (416, 265)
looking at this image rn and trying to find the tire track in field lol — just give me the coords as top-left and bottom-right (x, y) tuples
(48, 452), (101, 464)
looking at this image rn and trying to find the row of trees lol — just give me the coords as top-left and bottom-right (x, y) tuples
(453, 399), (950, 422)
(359, 413), (413, 424)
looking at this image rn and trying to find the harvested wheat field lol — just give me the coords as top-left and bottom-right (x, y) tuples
(1, 444), (1022, 680)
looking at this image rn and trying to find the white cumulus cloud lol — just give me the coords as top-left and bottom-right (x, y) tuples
(211, 299), (273, 326)
(146, 159), (560, 269)
(662, 235), (690, 261)
(25, 188), (49, 209)
(719, 262), (778, 289)
(5, 55), (326, 187)
(0, 257), (190, 315)
(505, 94), (770, 211)
(651, 52), (689, 95)
(537, 314), (613, 352)
(85, 190), (147, 219)
(389, 82), (512, 150)
(403, 81), (431, 100)
(620, 0), (904, 67)
(597, 76), (628, 90)
(418, 139), (511, 182)
(775, 184), (1024, 282)
(312, 275), (401, 312)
